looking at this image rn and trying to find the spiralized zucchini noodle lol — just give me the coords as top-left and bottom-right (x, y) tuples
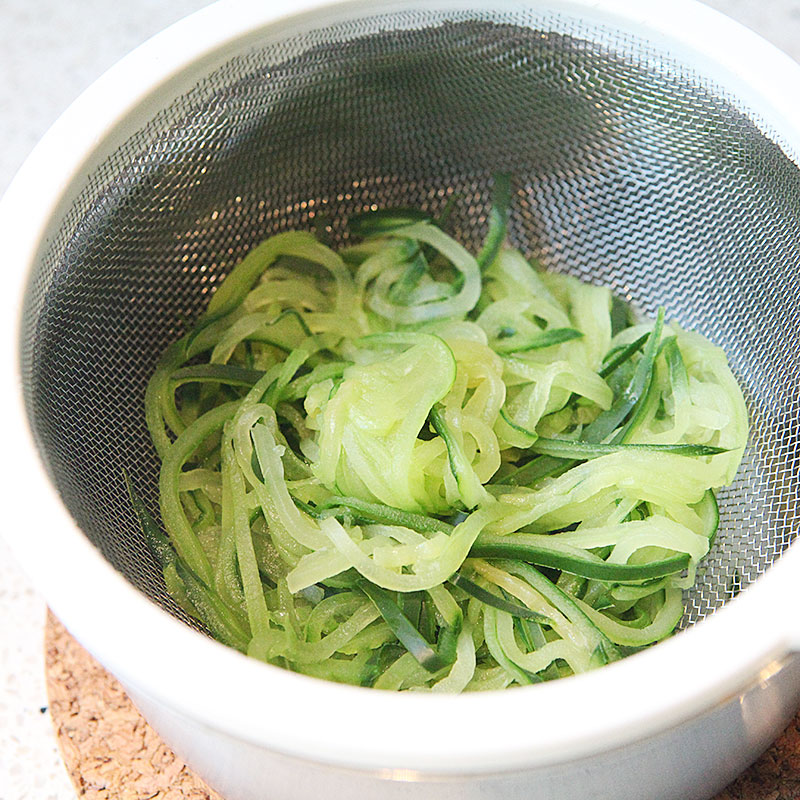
(134, 176), (748, 691)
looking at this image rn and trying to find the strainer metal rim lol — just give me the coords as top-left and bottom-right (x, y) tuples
(3, 0), (800, 774)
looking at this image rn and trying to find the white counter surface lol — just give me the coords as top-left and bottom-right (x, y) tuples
(1, 1), (799, 798)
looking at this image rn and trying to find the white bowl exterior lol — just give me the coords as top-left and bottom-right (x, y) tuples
(3, 0), (800, 777)
(124, 651), (800, 800)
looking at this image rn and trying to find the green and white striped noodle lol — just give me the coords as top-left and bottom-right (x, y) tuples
(139, 184), (748, 690)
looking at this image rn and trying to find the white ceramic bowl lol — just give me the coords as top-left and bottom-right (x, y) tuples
(3, 2), (800, 798)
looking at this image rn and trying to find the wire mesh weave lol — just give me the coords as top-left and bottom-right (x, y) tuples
(19, 7), (800, 632)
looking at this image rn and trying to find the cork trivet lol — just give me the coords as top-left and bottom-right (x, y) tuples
(44, 611), (800, 800)
(44, 612), (222, 800)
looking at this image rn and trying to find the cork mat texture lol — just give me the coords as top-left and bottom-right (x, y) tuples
(45, 613), (221, 800)
(45, 611), (800, 800)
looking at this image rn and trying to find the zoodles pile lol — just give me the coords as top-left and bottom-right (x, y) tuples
(135, 177), (748, 691)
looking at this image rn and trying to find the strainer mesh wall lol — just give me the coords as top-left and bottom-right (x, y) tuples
(20, 8), (800, 632)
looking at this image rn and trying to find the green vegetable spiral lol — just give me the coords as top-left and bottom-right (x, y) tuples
(135, 177), (748, 690)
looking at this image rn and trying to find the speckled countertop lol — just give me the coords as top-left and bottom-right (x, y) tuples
(1, 2), (800, 799)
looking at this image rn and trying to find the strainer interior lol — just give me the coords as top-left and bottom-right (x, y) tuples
(20, 6), (800, 636)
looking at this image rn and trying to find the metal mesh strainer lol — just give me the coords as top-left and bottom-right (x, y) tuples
(20, 8), (800, 638)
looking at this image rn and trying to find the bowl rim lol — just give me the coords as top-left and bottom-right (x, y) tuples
(3, 0), (800, 774)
